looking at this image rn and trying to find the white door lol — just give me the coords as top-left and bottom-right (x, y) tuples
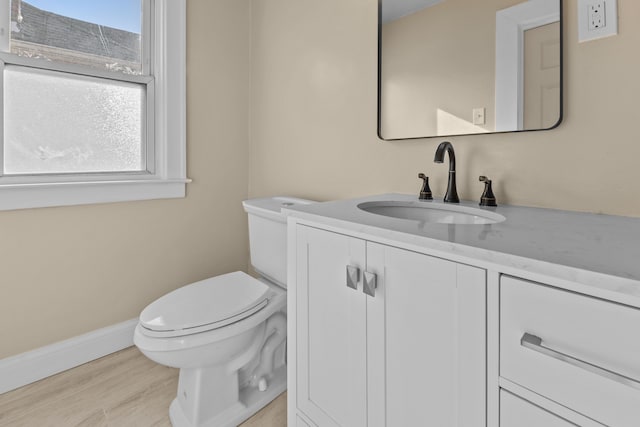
(296, 226), (367, 427)
(366, 243), (486, 427)
(523, 21), (561, 129)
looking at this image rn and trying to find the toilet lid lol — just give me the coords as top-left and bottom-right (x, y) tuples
(139, 271), (271, 338)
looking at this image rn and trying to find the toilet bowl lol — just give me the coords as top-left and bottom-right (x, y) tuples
(134, 197), (313, 427)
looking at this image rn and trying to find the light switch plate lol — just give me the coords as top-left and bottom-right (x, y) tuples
(473, 108), (486, 125)
(578, 0), (618, 43)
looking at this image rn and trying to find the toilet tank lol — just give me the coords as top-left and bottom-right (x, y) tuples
(242, 197), (315, 288)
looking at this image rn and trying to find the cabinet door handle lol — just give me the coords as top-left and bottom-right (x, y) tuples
(363, 271), (377, 297)
(346, 265), (360, 290)
(521, 333), (640, 391)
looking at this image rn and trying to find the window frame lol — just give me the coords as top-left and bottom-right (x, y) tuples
(0, 0), (188, 210)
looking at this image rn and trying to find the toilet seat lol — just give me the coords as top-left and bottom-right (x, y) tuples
(139, 272), (272, 338)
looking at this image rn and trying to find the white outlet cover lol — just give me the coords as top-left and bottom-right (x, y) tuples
(578, 0), (618, 42)
(587, 1), (605, 30)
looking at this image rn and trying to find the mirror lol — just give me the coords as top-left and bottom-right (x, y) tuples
(378, 0), (562, 140)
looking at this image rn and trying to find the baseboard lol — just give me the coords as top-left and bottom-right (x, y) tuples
(0, 318), (138, 394)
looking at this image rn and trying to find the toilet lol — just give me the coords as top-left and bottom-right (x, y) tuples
(134, 196), (314, 427)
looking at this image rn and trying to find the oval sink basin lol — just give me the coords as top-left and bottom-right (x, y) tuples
(358, 201), (506, 225)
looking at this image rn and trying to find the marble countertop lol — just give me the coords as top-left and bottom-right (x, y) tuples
(285, 194), (640, 299)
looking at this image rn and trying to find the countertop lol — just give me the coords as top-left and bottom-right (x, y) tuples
(285, 194), (640, 300)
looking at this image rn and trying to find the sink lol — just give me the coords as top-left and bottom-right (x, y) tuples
(357, 201), (506, 225)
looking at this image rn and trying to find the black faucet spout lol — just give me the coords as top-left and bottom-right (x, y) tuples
(434, 141), (460, 203)
(434, 141), (456, 172)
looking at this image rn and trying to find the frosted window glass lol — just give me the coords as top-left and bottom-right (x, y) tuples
(4, 66), (145, 175)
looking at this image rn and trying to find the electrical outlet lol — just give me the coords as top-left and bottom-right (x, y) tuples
(578, 0), (618, 42)
(588, 2), (606, 30)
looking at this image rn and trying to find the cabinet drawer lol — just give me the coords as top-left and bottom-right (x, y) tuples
(500, 390), (575, 427)
(500, 276), (640, 427)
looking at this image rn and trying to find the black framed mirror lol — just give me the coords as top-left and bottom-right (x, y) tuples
(378, 0), (563, 140)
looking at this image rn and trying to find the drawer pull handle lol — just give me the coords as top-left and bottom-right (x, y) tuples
(521, 333), (640, 391)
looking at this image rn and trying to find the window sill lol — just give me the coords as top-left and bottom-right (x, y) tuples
(0, 178), (191, 211)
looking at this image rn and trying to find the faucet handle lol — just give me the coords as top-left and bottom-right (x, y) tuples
(479, 176), (497, 207)
(418, 173), (433, 201)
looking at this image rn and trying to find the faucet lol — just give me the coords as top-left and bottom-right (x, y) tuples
(478, 176), (497, 207)
(417, 173), (433, 200)
(434, 141), (459, 203)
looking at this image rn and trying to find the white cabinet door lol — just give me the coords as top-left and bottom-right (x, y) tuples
(296, 226), (367, 427)
(367, 243), (486, 427)
(500, 390), (576, 427)
(295, 226), (487, 427)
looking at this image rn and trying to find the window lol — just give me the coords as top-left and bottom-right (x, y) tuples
(0, 0), (187, 210)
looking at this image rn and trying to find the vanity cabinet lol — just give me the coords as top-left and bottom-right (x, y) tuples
(500, 390), (576, 427)
(293, 225), (486, 427)
(499, 275), (640, 427)
(286, 194), (640, 427)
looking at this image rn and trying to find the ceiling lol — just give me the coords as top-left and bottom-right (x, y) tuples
(381, 0), (444, 24)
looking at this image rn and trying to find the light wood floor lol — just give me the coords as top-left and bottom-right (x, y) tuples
(0, 347), (286, 427)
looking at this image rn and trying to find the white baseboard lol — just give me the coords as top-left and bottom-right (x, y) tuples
(0, 318), (138, 394)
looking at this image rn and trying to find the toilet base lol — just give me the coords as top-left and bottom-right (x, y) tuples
(169, 365), (287, 427)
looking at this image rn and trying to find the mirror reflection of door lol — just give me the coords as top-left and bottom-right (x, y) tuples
(523, 22), (561, 129)
(378, 0), (562, 140)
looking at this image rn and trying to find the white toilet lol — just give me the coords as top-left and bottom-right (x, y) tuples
(134, 196), (313, 427)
